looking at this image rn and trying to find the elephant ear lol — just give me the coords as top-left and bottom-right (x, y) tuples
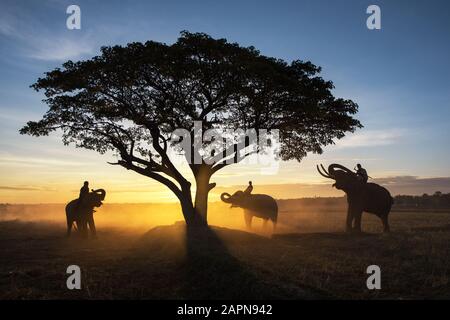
(234, 191), (245, 197)
(79, 197), (88, 206)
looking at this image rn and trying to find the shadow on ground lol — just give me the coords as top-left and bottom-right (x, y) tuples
(134, 222), (320, 299)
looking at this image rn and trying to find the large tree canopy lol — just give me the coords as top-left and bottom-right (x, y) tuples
(21, 31), (361, 226)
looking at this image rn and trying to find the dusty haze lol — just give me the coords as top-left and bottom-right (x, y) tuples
(1, 198), (383, 235)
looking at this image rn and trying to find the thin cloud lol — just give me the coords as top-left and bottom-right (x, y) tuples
(0, 185), (56, 191)
(27, 37), (94, 61)
(0, 17), (15, 36)
(332, 129), (405, 149)
(0, 156), (87, 167)
(0, 6), (95, 61)
(373, 176), (450, 195)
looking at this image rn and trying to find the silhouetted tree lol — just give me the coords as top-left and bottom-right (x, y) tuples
(21, 32), (361, 227)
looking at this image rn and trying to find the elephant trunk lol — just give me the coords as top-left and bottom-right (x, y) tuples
(328, 163), (353, 176)
(220, 192), (232, 203)
(93, 188), (106, 201)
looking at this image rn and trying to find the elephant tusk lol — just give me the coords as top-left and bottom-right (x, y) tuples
(321, 164), (332, 177)
(317, 164), (331, 178)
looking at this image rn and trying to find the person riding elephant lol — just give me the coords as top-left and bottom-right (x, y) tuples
(221, 187), (278, 232)
(355, 164), (368, 183)
(243, 181), (253, 195)
(79, 181), (89, 201)
(75, 181), (90, 211)
(318, 164), (392, 233)
(66, 187), (106, 238)
(229, 181), (253, 209)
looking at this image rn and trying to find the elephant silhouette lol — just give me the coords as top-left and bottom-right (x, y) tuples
(221, 190), (278, 231)
(66, 189), (106, 238)
(317, 164), (393, 233)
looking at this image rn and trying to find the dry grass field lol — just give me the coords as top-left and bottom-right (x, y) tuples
(1, 201), (450, 299)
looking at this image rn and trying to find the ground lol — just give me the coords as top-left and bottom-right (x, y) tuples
(1, 207), (450, 299)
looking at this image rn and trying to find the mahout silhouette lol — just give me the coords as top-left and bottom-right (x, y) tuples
(243, 181), (253, 195)
(78, 181), (89, 201)
(317, 164), (393, 233)
(221, 190), (278, 231)
(66, 189), (106, 238)
(354, 163), (368, 183)
(21, 31), (361, 228)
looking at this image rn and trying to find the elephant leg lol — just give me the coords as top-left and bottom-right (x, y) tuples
(66, 218), (73, 237)
(263, 219), (268, 229)
(353, 211), (363, 232)
(381, 215), (390, 233)
(346, 206), (354, 233)
(244, 211), (253, 229)
(87, 214), (97, 238)
(78, 219), (88, 238)
(271, 219), (277, 234)
(83, 219), (89, 238)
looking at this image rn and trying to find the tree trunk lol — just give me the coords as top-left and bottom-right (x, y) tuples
(180, 196), (196, 225)
(177, 183), (201, 227)
(193, 165), (214, 225)
(177, 182), (207, 228)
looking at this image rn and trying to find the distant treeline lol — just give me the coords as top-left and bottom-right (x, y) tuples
(278, 192), (450, 212)
(394, 192), (450, 209)
(1, 192), (450, 216)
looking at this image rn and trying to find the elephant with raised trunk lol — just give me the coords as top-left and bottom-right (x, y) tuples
(317, 164), (393, 233)
(221, 191), (278, 231)
(66, 189), (106, 238)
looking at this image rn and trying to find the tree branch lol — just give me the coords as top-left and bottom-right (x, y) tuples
(115, 159), (184, 200)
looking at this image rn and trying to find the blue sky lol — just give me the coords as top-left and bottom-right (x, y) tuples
(0, 0), (449, 202)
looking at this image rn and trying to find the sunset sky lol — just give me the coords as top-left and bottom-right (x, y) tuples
(1, 0), (449, 203)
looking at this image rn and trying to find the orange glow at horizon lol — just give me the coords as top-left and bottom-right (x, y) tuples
(0, 180), (344, 204)
(1, 139), (445, 204)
